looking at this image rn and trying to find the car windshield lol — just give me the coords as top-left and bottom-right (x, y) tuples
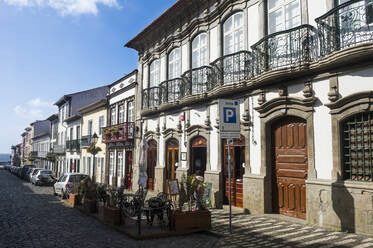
(32, 169), (40, 175)
(68, 175), (87, 183)
(40, 171), (52, 175)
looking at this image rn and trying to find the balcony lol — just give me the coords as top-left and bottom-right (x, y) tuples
(29, 151), (38, 158)
(53, 144), (65, 154)
(102, 122), (135, 144)
(211, 50), (252, 86)
(80, 135), (92, 148)
(159, 78), (183, 103)
(181, 66), (214, 97)
(316, 0), (373, 56)
(143, 87), (161, 109)
(66, 139), (80, 152)
(251, 24), (318, 75)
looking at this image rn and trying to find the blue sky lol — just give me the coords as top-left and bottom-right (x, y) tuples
(0, 0), (177, 153)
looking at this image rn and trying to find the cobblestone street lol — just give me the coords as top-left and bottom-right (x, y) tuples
(1, 167), (373, 248)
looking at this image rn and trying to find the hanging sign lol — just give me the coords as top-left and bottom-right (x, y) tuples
(219, 99), (241, 139)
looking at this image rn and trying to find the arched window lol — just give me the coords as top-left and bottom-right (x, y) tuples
(342, 111), (373, 182)
(149, 59), (160, 87)
(223, 12), (244, 55)
(168, 48), (181, 79)
(192, 33), (208, 69)
(268, 0), (301, 34)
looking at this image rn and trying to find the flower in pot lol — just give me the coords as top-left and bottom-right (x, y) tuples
(103, 186), (121, 225)
(79, 177), (97, 213)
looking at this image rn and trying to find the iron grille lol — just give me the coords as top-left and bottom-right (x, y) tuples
(342, 111), (373, 181)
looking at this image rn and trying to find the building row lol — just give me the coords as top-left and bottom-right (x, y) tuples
(10, 0), (373, 235)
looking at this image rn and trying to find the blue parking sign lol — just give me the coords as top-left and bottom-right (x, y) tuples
(223, 107), (236, 123)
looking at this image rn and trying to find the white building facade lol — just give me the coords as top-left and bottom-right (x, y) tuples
(126, 0), (373, 235)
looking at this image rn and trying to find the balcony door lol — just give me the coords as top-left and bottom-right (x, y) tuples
(147, 140), (157, 190)
(166, 138), (179, 181)
(191, 33), (208, 94)
(190, 136), (207, 177)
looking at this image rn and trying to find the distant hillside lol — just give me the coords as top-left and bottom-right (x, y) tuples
(0, 154), (10, 163)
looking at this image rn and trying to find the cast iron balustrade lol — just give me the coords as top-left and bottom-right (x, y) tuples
(142, 87), (161, 109)
(181, 66), (214, 97)
(102, 122), (135, 143)
(53, 144), (65, 154)
(66, 139), (80, 151)
(316, 0), (373, 56)
(159, 78), (183, 103)
(29, 151), (38, 158)
(251, 24), (319, 75)
(80, 135), (92, 148)
(211, 51), (252, 86)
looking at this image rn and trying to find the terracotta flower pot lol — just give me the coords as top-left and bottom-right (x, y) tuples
(68, 193), (80, 207)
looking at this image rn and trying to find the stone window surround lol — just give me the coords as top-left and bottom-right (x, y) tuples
(325, 91), (373, 184)
(254, 96), (317, 212)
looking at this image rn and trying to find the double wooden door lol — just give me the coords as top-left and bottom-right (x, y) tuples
(166, 147), (179, 180)
(147, 140), (157, 190)
(272, 117), (308, 219)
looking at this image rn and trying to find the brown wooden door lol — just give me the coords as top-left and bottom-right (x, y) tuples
(147, 140), (157, 190)
(272, 117), (308, 219)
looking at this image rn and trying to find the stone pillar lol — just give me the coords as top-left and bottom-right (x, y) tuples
(258, 0), (267, 39)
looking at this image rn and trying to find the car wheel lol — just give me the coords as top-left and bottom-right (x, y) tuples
(53, 187), (57, 196)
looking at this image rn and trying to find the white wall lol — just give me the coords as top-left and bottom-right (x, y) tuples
(210, 26), (219, 62)
(247, 3), (260, 48)
(250, 95), (261, 174)
(308, 0), (327, 27)
(209, 104), (219, 171)
(181, 43), (189, 74)
(190, 107), (207, 126)
(338, 68), (373, 97)
(313, 79), (333, 180)
(109, 88), (136, 105)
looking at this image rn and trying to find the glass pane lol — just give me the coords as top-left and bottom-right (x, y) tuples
(224, 16), (233, 33)
(234, 13), (243, 28)
(192, 51), (199, 68)
(269, 9), (283, 34)
(268, 0), (281, 10)
(234, 30), (244, 52)
(224, 33), (233, 55)
(285, 0), (300, 29)
(192, 36), (199, 50)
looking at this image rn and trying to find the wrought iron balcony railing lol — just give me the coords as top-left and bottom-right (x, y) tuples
(316, 0), (373, 56)
(159, 78), (183, 103)
(80, 135), (92, 148)
(181, 66), (214, 97)
(53, 144), (65, 154)
(29, 151), (38, 158)
(102, 122), (135, 143)
(66, 139), (80, 151)
(211, 50), (252, 86)
(251, 24), (319, 75)
(143, 87), (161, 109)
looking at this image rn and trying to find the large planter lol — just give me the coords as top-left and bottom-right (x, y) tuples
(172, 210), (211, 231)
(103, 206), (121, 226)
(83, 198), (97, 213)
(68, 193), (80, 207)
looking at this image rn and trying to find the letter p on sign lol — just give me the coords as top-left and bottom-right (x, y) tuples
(224, 107), (236, 123)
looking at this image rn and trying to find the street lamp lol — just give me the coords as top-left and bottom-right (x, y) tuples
(90, 133), (99, 183)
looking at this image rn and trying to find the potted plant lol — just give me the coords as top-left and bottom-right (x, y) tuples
(68, 184), (81, 207)
(172, 174), (211, 231)
(80, 177), (97, 213)
(103, 186), (121, 226)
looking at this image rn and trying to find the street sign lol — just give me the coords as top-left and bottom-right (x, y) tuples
(219, 99), (241, 139)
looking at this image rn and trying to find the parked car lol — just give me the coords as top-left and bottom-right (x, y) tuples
(21, 164), (36, 179)
(53, 173), (88, 198)
(30, 168), (43, 184)
(33, 170), (55, 186)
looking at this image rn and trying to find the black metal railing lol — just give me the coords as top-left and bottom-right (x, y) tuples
(66, 139), (80, 151)
(251, 24), (319, 75)
(143, 87), (161, 109)
(159, 78), (183, 103)
(80, 135), (92, 147)
(316, 0), (373, 56)
(181, 66), (214, 97)
(211, 50), (252, 85)
(29, 151), (38, 158)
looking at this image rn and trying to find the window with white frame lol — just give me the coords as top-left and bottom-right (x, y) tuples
(223, 12), (244, 55)
(127, 101), (134, 122)
(118, 104), (125, 124)
(110, 107), (116, 126)
(109, 152), (115, 176)
(99, 116), (104, 135)
(149, 60), (160, 87)
(117, 152), (123, 178)
(192, 33), (208, 69)
(88, 120), (93, 137)
(268, 0), (301, 34)
(168, 48), (181, 79)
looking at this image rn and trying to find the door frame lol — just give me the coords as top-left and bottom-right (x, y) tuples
(254, 96), (316, 215)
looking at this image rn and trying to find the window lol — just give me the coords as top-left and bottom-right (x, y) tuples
(117, 152), (123, 178)
(342, 112), (373, 182)
(87, 157), (91, 176)
(88, 120), (93, 137)
(268, 0), (301, 34)
(99, 116), (104, 135)
(168, 48), (181, 79)
(118, 104), (125, 124)
(149, 60), (160, 87)
(223, 12), (244, 55)
(127, 101), (134, 122)
(70, 128), (73, 140)
(192, 33), (208, 68)
(83, 157), (86, 174)
(109, 152), (115, 176)
(110, 107), (116, 126)
(76, 126), (80, 140)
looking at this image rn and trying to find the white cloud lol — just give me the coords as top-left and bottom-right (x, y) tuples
(13, 97), (56, 120)
(2, 0), (120, 15)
